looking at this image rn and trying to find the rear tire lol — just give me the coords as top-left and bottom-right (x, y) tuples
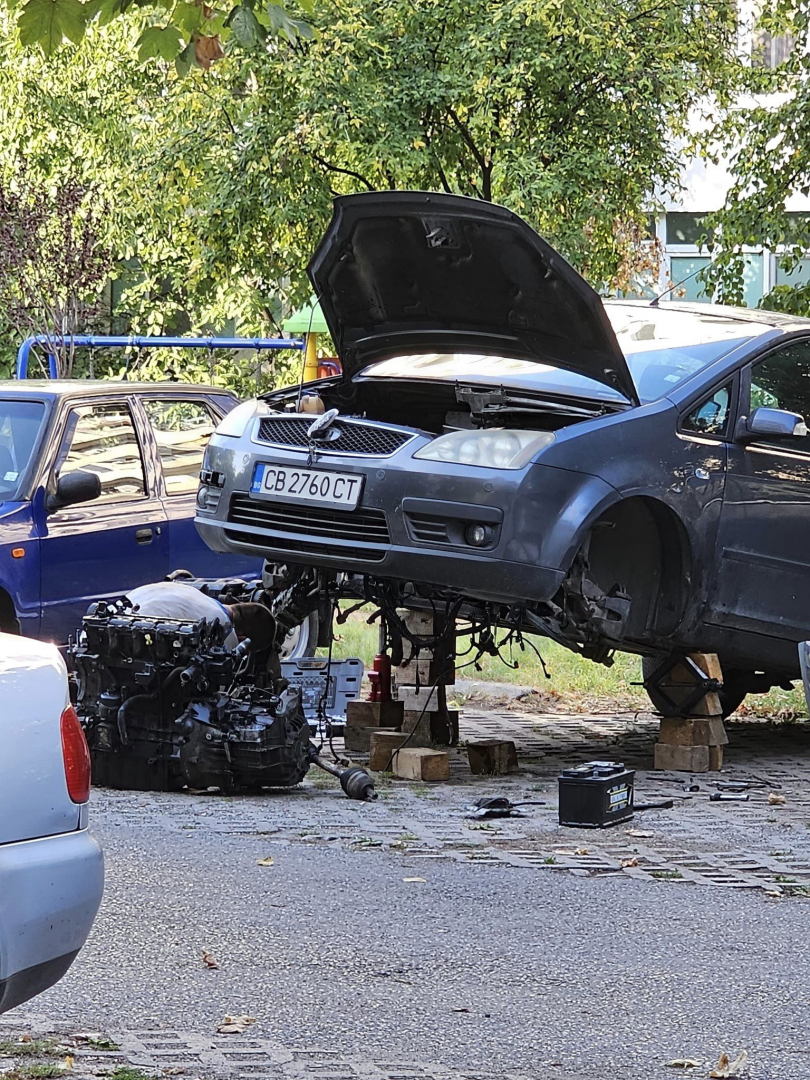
(279, 610), (319, 661)
(641, 655), (748, 719)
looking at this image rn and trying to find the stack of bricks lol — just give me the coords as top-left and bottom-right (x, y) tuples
(395, 609), (459, 748)
(652, 653), (728, 772)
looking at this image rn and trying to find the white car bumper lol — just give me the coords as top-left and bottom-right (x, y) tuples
(0, 829), (104, 1012)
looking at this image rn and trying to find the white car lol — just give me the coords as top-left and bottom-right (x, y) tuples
(0, 633), (103, 1011)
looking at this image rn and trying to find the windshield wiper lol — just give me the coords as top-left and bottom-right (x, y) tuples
(455, 385), (623, 418)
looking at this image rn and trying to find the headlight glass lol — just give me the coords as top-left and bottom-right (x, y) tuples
(414, 428), (555, 470)
(213, 399), (263, 439)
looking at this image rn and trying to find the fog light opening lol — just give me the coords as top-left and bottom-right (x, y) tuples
(466, 523), (488, 547)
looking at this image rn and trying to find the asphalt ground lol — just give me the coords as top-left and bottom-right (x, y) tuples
(6, 706), (810, 1080)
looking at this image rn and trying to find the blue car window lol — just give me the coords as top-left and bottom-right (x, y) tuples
(58, 404), (146, 502)
(0, 400), (46, 499)
(143, 399), (216, 497)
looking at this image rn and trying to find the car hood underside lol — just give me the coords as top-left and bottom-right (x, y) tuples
(308, 191), (639, 405)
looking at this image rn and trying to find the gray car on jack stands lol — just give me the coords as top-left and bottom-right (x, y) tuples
(197, 190), (810, 717)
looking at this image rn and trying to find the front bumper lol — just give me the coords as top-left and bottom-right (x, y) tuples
(0, 829), (104, 1012)
(196, 430), (610, 605)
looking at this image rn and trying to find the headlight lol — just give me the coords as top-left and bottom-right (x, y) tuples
(414, 429), (555, 470)
(214, 399), (263, 438)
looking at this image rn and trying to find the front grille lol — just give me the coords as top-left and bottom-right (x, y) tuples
(407, 513), (450, 544)
(257, 416), (414, 457)
(224, 528), (388, 563)
(228, 494), (391, 545)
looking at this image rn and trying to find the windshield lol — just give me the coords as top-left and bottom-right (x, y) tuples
(362, 304), (769, 405)
(0, 400), (46, 499)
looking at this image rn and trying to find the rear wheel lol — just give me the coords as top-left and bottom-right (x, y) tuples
(641, 655), (749, 719)
(279, 610), (319, 661)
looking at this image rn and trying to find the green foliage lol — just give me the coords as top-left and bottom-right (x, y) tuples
(702, 1), (810, 312)
(0, 0), (741, 386)
(4, 0), (312, 63)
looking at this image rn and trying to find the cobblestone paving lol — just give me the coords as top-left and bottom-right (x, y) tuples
(94, 706), (810, 895)
(0, 1020), (593, 1080)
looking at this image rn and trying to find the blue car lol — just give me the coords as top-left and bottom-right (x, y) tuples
(0, 380), (260, 643)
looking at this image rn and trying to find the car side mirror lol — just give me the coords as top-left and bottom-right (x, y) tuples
(46, 469), (102, 513)
(735, 406), (808, 442)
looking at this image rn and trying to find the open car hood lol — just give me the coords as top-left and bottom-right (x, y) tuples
(308, 191), (638, 404)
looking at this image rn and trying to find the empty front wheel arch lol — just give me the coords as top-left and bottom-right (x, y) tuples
(0, 589), (20, 635)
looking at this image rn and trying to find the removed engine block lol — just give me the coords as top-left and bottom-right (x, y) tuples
(70, 599), (315, 794)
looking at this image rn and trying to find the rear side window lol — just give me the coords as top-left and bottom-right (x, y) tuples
(58, 404), (146, 503)
(143, 399), (216, 496)
(682, 383), (732, 437)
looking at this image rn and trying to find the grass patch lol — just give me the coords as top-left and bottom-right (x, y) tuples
(0, 1042), (59, 1058)
(110, 1070), (159, 1080)
(326, 608), (808, 717)
(650, 869), (683, 880)
(5, 1065), (70, 1079)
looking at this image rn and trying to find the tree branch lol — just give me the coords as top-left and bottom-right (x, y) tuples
(308, 150), (376, 191)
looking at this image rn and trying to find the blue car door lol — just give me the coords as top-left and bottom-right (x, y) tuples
(137, 394), (260, 580)
(39, 398), (169, 642)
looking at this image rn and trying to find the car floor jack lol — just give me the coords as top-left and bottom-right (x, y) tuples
(343, 616), (405, 751)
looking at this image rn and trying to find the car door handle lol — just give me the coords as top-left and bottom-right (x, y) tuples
(135, 528), (154, 545)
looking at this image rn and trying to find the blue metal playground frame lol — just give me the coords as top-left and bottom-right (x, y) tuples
(15, 334), (305, 380)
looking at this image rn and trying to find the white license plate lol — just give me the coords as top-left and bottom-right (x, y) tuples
(250, 462), (363, 509)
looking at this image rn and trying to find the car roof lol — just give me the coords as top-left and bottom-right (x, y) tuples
(604, 298), (810, 332)
(0, 380), (234, 399)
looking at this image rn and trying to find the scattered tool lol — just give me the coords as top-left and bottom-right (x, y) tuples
(709, 792), (750, 802)
(465, 796), (545, 820)
(633, 799), (675, 813)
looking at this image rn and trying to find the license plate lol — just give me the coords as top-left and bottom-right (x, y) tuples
(250, 462), (363, 510)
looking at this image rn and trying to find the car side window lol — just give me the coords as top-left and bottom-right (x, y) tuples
(143, 399), (216, 497)
(682, 384), (731, 437)
(749, 342), (810, 452)
(58, 404), (146, 503)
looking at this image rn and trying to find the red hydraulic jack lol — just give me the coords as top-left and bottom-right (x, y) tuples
(367, 619), (392, 702)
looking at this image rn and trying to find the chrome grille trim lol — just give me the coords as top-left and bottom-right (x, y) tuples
(256, 415), (416, 457)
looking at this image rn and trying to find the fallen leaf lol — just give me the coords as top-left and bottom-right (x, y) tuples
(217, 1015), (256, 1034)
(574, 847), (589, 855)
(768, 793), (786, 805)
(627, 828), (654, 838)
(202, 949), (220, 969)
(709, 1049), (749, 1078)
(764, 889), (783, 899)
(621, 857), (639, 868)
(63, 1056), (75, 1069)
(666, 1060), (702, 1070)
(403, 876), (427, 883)
(256, 856), (275, 867)
(20, 1036), (32, 1044)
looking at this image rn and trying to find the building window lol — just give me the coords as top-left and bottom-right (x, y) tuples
(665, 213), (712, 247)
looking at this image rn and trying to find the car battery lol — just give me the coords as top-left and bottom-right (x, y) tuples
(558, 761), (635, 827)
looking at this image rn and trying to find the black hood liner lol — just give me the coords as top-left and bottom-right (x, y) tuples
(308, 191), (638, 404)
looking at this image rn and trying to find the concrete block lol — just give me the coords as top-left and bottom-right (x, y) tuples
(369, 731), (412, 771)
(392, 747), (450, 782)
(403, 709), (459, 747)
(653, 743), (721, 773)
(346, 699), (403, 730)
(658, 717), (728, 747)
(398, 686), (442, 711)
(467, 739), (519, 775)
(396, 656), (455, 686)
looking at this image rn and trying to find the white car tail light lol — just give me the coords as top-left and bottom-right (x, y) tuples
(61, 705), (91, 804)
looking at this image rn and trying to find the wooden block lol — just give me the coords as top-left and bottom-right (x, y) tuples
(467, 739), (519, 775)
(658, 717), (728, 747)
(651, 652), (723, 718)
(403, 709), (459, 747)
(346, 699), (403, 729)
(654, 743), (711, 773)
(369, 731), (412, 771)
(343, 725), (377, 753)
(709, 745), (724, 770)
(392, 747), (450, 782)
